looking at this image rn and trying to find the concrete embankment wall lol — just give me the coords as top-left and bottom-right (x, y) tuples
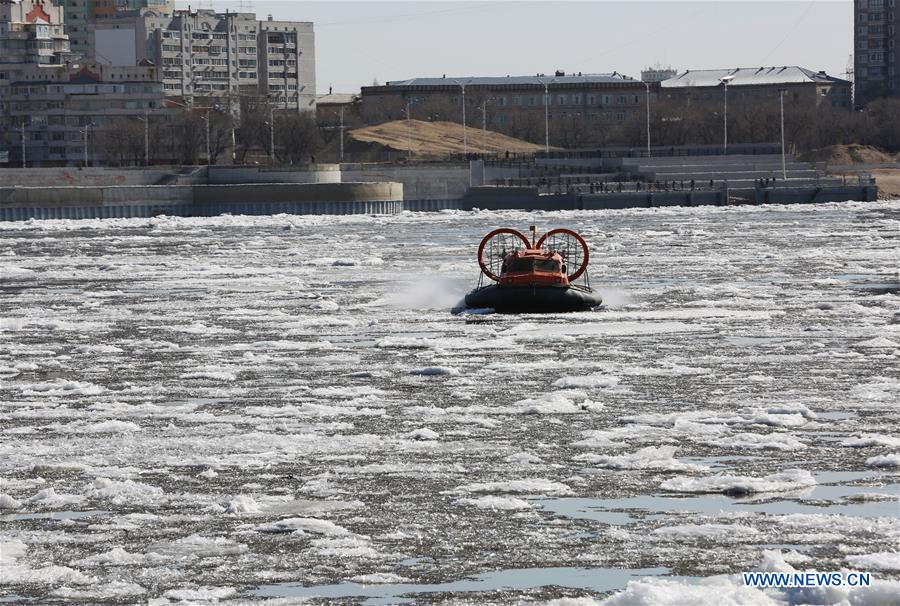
(207, 165), (341, 184)
(191, 182), (404, 216)
(0, 182), (404, 221)
(342, 164), (469, 200)
(0, 168), (173, 187)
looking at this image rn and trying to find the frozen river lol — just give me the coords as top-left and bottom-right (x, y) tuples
(1, 202), (899, 605)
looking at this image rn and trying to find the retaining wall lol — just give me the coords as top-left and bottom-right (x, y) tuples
(0, 181), (404, 221)
(0, 168), (172, 187)
(207, 165), (341, 184)
(342, 164), (469, 200)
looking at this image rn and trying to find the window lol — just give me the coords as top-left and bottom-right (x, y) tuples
(558, 95), (566, 104)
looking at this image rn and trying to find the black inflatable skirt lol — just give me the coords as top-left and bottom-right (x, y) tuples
(464, 284), (603, 314)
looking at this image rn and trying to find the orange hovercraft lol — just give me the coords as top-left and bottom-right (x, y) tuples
(462, 226), (603, 313)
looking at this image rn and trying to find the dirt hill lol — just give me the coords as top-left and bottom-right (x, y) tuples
(348, 120), (546, 156)
(799, 144), (898, 165)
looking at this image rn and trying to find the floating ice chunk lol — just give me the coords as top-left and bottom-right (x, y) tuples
(351, 573), (412, 584)
(856, 336), (899, 348)
(405, 427), (439, 441)
(162, 587), (236, 601)
(311, 535), (380, 558)
(51, 582), (146, 599)
(744, 411), (809, 428)
(313, 299), (340, 311)
(410, 366), (460, 376)
(865, 453), (900, 468)
(0, 494), (22, 509)
(553, 373), (620, 389)
(455, 478), (572, 496)
(652, 523), (761, 540)
(1, 540), (94, 586)
(843, 434), (900, 448)
(514, 391), (600, 414)
(255, 517), (350, 536)
(505, 452), (544, 465)
(765, 403), (818, 420)
(701, 432), (807, 451)
(584, 446), (709, 472)
(597, 575), (778, 606)
(845, 552), (900, 571)
(149, 535), (248, 559)
(311, 386), (386, 398)
(25, 487), (85, 508)
(226, 495), (261, 514)
(84, 478), (164, 506)
(660, 469), (816, 496)
(79, 420), (142, 434)
(20, 379), (105, 396)
(3, 267), (35, 277)
(74, 548), (146, 567)
(180, 370), (237, 381)
(456, 495), (535, 510)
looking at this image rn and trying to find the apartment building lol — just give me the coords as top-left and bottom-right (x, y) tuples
(93, 8), (315, 111)
(854, 0), (899, 106)
(0, 0), (70, 68)
(60, 0), (89, 56)
(3, 62), (164, 166)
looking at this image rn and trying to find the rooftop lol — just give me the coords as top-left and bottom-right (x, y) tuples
(661, 66), (850, 88)
(316, 93), (359, 105)
(382, 73), (636, 87)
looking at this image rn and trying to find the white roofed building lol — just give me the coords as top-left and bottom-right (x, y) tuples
(660, 66), (852, 110)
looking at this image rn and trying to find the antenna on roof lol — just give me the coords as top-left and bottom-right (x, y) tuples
(239, 0), (254, 12)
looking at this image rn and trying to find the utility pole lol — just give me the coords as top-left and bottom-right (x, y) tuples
(205, 111), (211, 165)
(405, 97), (412, 159)
(144, 110), (150, 166)
(719, 75), (734, 155)
(779, 89), (787, 181)
(454, 79), (468, 156)
(644, 82), (651, 157)
(339, 105), (344, 163)
(269, 104), (275, 165)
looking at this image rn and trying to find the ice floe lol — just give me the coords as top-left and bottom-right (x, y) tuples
(660, 469), (816, 496)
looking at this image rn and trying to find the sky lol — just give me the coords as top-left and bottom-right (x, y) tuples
(175, 1), (853, 95)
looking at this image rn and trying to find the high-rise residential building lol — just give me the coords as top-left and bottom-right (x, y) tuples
(93, 7), (315, 111)
(854, 0), (899, 106)
(116, 0), (175, 13)
(0, 0), (71, 68)
(60, 0), (90, 56)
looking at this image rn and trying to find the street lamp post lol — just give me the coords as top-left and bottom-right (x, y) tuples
(541, 77), (558, 153)
(643, 81), (651, 157)
(81, 124), (91, 167)
(269, 104), (275, 165)
(719, 75), (734, 155)
(403, 96), (417, 159)
(135, 111), (150, 166)
(478, 97), (495, 152)
(779, 88), (787, 181)
(339, 105), (345, 163)
(453, 79), (468, 156)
